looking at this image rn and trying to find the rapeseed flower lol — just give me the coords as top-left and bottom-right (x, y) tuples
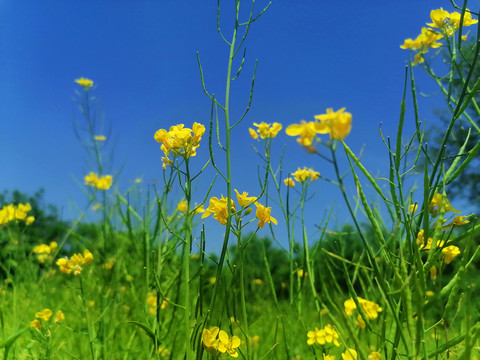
(56, 249), (93, 276)
(218, 330), (241, 357)
(442, 215), (470, 229)
(85, 172), (113, 190)
(94, 135), (106, 141)
(342, 349), (358, 360)
(154, 123), (205, 169)
(202, 326), (220, 353)
(291, 167), (320, 182)
(177, 200), (188, 212)
(307, 324), (340, 346)
(0, 203), (34, 226)
(442, 245), (461, 264)
(202, 196), (236, 225)
(323, 355), (335, 360)
(255, 202), (277, 228)
(429, 193), (459, 215)
(30, 320), (42, 328)
(449, 9), (478, 28)
(35, 309), (53, 321)
(234, 189), (256, 208)
(33, 241), (58, 263)
(54, 310), (65, 323)
(75, 77), (94, 89)
(285, 120), (320, 151)
(249, 122), (283, 139)
(314, 107), (352, 140)
(369, 352), (381, 360)
(344, 297), (382, 320)
(284, 178), (295, 187)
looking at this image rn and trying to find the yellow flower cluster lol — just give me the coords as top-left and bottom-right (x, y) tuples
(307, 324), (340, 346)
(413, 193), (468, 264)
(344, 297), (383, 328)
(30, 309), (65, 328)
(56, 249), (93, 276)
(154, 123), (205, 169)
(146, 292), (169, 314)
(290, 167), (320, 183)
(33, 241), (58, 263)
(202, 190), (277, 228)
(400, 8), (478, 65)
(249, 122), (283, 139)
(75, 77), (94, 89)
(286, 108), (352, 151)
(0, 203), (35, 226)
(416, 230), (461, 265)
(202, 326), (241, 358)
(85, 172), (113, 190)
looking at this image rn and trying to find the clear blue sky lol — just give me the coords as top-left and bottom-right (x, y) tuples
(1, 1), (475, 252)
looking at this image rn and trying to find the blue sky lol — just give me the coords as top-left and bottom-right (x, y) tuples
(1, 1), (475, 252)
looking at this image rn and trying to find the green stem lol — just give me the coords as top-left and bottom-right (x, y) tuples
(79, 276), (96, 360)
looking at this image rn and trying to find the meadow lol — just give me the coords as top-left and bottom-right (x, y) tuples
(1, 1), (480, 359)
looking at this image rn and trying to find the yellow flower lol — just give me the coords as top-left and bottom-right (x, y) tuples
(314, 108), (352, 140)
(449, 9), (478, 28)
(202, 326), (220, 353)
(177, 200), (188, 212)
(426, 8), (450, 28)
(342, 348), (358, 360)
(344, 297), (382, 320)
(307, 324), (340, 346)
(202, 196), (236, 225)
(443, 215), (470, 229)
(408, 204), (418, 213)
(56, 249), (93, 276)
(284, 178), (295, 187)
(412, 53), (425, 66)
(286, 120), (320, 150)
(35, 309), (53, 321)
(33, 241), (57, 263)
(250, 122), (283, 139)
(356, 315), (366, 329)
(84, 172), (113, 190)
(218, 330), (241, 358)
(75, 77), (94, 89)
(0, 203), (35, 226)
(94, 135), (106, 141)
(253, 278), (263, 285)
(160, 298), (169, 310)
(54, 310), (65, 323)
(430, 266), (437, 281)
(158, 346), (171, 357)
(442, 245), (460, 264)
(234, 189), (257, 208)
(194, 204), (206, 215)
(291, 167), (320, 182)
(30, 319), (42, 328)
(369, 351), (381, 360)
(249, 128), (259, 139)
(425, 290), (435, 297)
(255, 202), (277, 228)
(429, 193), (460, 215)
(154, 123), (206, 168)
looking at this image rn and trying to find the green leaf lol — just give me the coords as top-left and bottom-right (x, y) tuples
(127, 321), (157, 344)
(0, 326), (28, 348)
